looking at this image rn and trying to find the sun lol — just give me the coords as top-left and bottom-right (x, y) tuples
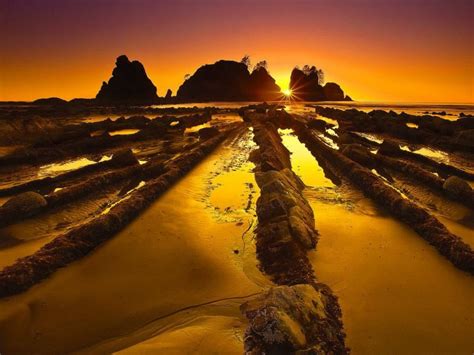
(282, 88), (292, 97)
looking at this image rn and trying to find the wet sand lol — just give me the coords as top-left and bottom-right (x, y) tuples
(279, 130), (474, 354)
(0, 103), (473, 353)
(0, 129), (266, 354)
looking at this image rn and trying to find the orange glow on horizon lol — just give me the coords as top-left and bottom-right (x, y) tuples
(1, 1), (472, 103)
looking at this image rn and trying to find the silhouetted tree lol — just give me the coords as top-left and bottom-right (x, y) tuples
(302, 65), (317, 75)
(317, 69), (325, 85)
(241, 55), (251, 70)
(253, 60), (268, 72)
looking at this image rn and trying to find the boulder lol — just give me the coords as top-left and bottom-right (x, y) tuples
(1, 191), (47, 217)
(198, 126), (219, 140)
(241, 284), (347, 354)
(111, 149), (139, 166)
(96, 55), (158, 104)
(443, 176), (472, 197)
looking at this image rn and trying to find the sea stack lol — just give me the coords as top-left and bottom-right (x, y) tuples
(290, 66), (350, 101)
(96, 55), (158, 104)
(177, 60), (281, 102)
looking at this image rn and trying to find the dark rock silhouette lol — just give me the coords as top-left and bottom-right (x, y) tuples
(290, 67), (350, 101)
(290, 67), (324, 101)
(33, 97), (68, 106)
(248, 66), (281, 101)
(165, 89), (173, 99)
(177, 60), (281, 101)
(323, 82), (345, 101)
(96, 55), (158, 104)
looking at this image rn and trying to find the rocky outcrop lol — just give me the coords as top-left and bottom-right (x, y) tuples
(0, 192), (47, 221)
(290, 67), (324, 101)
(277, 113), (474, 274)
(110, 148), (139, 167)
(443, 176), (472, 198)
(165, 89), (172, 99)
(241, 284), (347, 354)
(289, 67), (349, 101)
(0, 124), (239, 297)
(248, 66), (281, 101)
(323, 82), (345, 101)
(314, 106), (474, 153)
(96, 55), (158, 104)
(177, 60), (280, 101)
(33, 97), (68, 106)
(243, 110), (347, 353)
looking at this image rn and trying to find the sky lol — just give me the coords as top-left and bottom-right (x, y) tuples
(0, 0), (473, 103)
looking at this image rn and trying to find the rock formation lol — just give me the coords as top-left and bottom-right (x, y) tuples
(96, 55), (158, 104)
(177, 60), (281, 101)
(290, 66), (350, 101)
(248, 66), (281, 101)
(290, 67), (325, 101)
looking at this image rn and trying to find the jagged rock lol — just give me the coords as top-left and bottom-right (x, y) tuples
(241, 284), (347, 354)
(96, 55), (158, 104)
(443, 176), (472, 197)
(165, 89), (172, 99)
(111, 148), (139, 166)
(177, 60), (280, 101)
(1, 191), (47, 217)
(323, 82), (345, 101)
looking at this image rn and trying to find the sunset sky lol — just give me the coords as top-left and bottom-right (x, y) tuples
(1, 0), (473, 103)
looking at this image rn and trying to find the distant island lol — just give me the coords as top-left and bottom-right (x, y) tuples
(30, 55), (352, 105)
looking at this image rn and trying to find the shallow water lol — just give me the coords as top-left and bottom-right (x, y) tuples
(0, 128), (266, 354)
(108, 129), (140, 136)
(37, 155), (111, 178)
(279, 129), (474, 354)
(0, 181), (134, 269)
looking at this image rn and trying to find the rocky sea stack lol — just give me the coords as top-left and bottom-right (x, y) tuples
(290, 66), (351, 101)
(177, 60), (281, 102)
(96, 55), (158, 104)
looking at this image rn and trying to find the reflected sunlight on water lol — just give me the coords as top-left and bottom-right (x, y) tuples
(37, 155), (111, 178)
(278, 127), (474, 355)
